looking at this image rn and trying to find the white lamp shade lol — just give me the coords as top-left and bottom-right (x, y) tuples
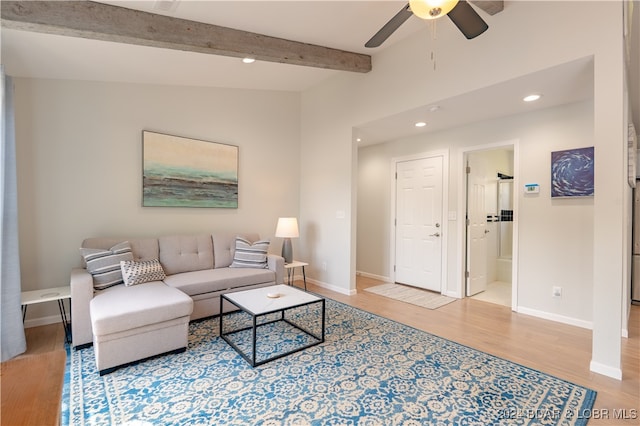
(275, 217), (299, 238)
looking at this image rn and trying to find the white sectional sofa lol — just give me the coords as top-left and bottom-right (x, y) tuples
(71, 232), (284, 374)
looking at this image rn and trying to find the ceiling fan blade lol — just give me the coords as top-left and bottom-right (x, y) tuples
(365, 3), (413, 48)
(447, 0), (488, 39)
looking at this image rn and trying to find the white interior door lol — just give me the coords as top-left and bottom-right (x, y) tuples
(466, 163), (488, 296)
(395, 156), (443, 292)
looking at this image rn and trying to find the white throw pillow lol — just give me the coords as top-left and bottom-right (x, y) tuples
(120, 259), (167, 286)
(230, 237), (270, 269)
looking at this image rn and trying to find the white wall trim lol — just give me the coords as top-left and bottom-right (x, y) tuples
(307, 277), (356, 296)
(389, 149), (449, 294)
(589, 360), (623, 380)
(516, 306), (593, 329)
(24, 314), (61, 329)
(356, 271), (390, 283)
(442, 290), (461, 299)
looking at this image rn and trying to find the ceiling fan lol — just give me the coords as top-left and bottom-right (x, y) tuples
(365, 0), (490, 48)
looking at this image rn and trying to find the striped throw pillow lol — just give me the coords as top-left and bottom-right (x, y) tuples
(230, 237), (270, 269)
(120, 259), (166, 286)
(80, 241), (133, 290)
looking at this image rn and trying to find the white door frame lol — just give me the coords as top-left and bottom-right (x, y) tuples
(390, 149), (449, 293)
(456, 140), (519, 310)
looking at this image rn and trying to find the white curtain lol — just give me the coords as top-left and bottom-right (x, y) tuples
(1, 66), (26, 361)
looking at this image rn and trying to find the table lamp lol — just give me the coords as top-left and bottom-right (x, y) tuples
(275, 217), (299, 264)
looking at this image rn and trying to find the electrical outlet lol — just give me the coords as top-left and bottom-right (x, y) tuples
(552, 286), (562, 298)
(322, 261), (327, 271)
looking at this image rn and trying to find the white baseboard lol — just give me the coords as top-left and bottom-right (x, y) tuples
(306, 278), (356, 296)
(516, 306), (593, 330)
(286, 273), (305, 284)
(356, 271), (390, 283)
(590, 360), (623, 380)
(24, 314), (61, 329)
(443, 290), (461, 298)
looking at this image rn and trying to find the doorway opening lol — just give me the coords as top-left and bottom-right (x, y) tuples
(464, 146), (516, 308)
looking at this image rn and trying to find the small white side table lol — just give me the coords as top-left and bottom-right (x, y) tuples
(21, 286), (71, 344)
(284, 261), (308, 291)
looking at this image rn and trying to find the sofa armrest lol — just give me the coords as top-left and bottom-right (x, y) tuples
(267, 254), (285, 284)
(70, 267), (94, 348)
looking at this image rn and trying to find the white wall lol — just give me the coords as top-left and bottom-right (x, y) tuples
(15, 78), (301, 323)
(356, 101), (594, 324)
(300, 1), (626, 378)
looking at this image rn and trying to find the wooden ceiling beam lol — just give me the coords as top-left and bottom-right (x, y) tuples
(469, 1), (504, 16)
(1, 0), (372, 73)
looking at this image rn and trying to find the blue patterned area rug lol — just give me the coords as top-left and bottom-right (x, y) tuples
(62, 298), (596, 425)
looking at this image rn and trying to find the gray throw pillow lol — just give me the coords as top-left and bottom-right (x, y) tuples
(80, 241), (133, 290)
(230, 237), (270, 269)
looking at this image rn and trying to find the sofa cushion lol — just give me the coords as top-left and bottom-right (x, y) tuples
(230, 237), (270, 269)
(80, 241), (134, 291)
(212, 232), (260, 268)
(120, 259), (167, 286)
(163, 268), (275, 296)
(81, 238), (159, 263)
(159, 235), (214, 275)
(90, 282), (193, 336)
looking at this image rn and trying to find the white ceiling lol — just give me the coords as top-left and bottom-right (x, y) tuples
(1, 1), (638, 144)
(355, 56), (594, 145)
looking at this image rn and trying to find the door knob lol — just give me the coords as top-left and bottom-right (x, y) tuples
(484, 229), (490, 234)
(430, 232), (441, 237)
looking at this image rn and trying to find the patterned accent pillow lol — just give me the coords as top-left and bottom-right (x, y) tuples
(230, 237), (270, 269)
(80, 241), (133, 291)
(120, 259), (167, 286)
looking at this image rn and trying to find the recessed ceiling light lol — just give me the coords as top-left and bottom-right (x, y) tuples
(154, 0), (180, 12)
(242, 58), (256, 64)
(523, 94), (542, 102)
(415, 122), (427, 128)
(429, 105), (441, 112)
(356, 138), (362, 142)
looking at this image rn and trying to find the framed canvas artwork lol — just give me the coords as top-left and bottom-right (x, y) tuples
(551, 147), (594, 198)
(142, 131), (238, 208)
(629, 123), (637, 188)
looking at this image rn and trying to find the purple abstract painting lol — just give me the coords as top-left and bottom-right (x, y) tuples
(551, 147), (594, 198)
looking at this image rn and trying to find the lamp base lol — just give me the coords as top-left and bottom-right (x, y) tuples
(281, 238), (293, 264)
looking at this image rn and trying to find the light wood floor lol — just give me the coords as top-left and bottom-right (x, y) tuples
(2, 276), (638, 425)
(1, 322), (67, 426)
(316, 276), (639, 425)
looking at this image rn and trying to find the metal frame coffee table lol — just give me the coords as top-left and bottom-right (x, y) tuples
(220, 284), (325, 367)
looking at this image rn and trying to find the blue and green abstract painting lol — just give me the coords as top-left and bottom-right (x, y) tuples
(143, 131), (238, 208)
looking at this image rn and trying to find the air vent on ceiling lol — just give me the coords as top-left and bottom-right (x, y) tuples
(154, 0), (180, 13)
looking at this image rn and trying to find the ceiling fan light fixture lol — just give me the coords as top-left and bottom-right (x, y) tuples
(409, 0), (459, 20)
